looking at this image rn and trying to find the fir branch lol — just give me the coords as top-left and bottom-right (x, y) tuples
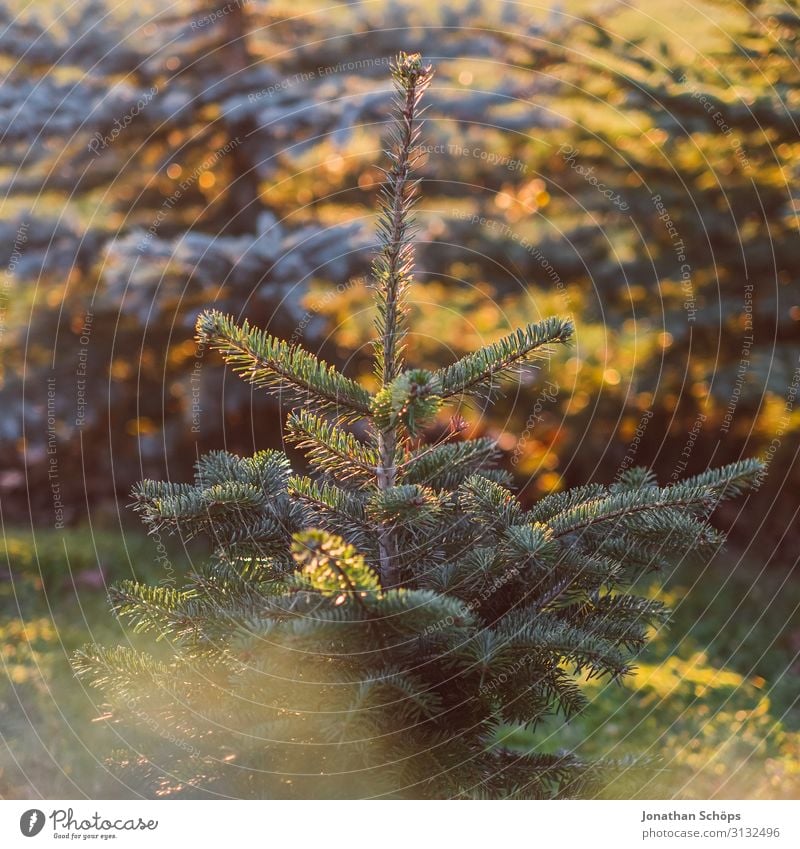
(459, 475), (524, 532)
(291, 530), (379, 598)
(416, 547), (497, 597)
(109, 581), (192, 637)
(345, 667), (444, 725)
(435, 317), (574, 400)
(547, 483), (718, 538)
(527, 483), (607, 523)
(572, 594), (670, 651)
(288, 475), (373, 549)
(399, 437), (510, 489)
(194, 449), (291, 492)
(285, 410), (379, 487)
(367, 483), (445, 533)
(676, 457), (765, 499)
(196, 310), (372, 420)
(72, 645), (189, 706)
(500, 522), (561, 568)
(131, 479), (267, 535)
(497, 611), (632, 679)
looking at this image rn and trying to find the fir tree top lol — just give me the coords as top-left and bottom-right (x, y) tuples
(196, 52), (575, 588)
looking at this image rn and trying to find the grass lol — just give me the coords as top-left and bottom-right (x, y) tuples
(0, 525), (189, 799)
(499, 554), (800, 799)
(1, 524), (798, 799)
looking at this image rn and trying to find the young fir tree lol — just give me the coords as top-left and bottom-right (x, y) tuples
(75, 53), (763, 800)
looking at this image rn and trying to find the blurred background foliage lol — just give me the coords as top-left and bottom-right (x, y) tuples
(0, 0), (798, 797)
